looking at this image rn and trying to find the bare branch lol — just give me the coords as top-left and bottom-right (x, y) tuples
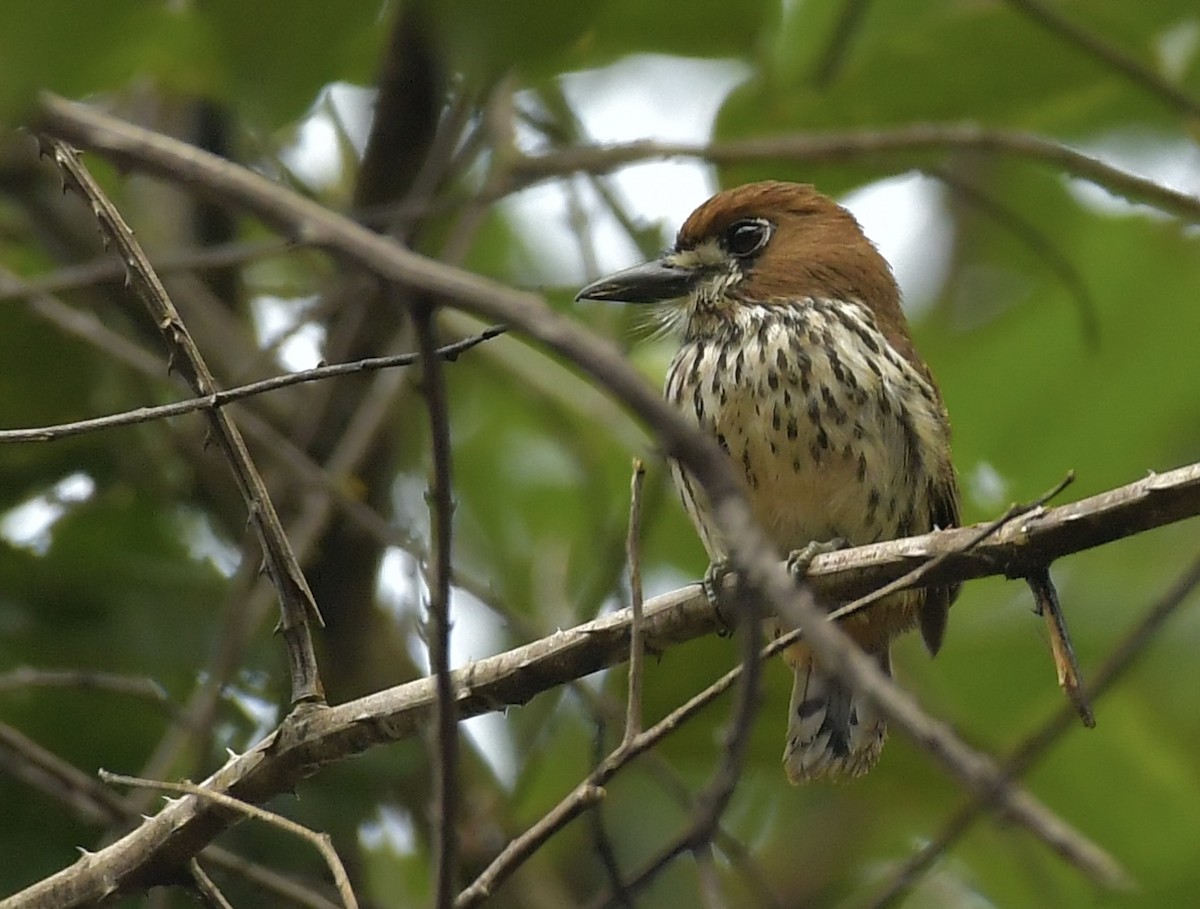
(623, 458), (647, 745)
(455, 784), (607, 907)
(716, 515), (1130, 891)
(0, 668), (171, 707)
(100, 771), (358, 909)
(415, 303), (460, 909)
(827, 472), (1074, 623)
(25, 96), (1199, 906)
(510, 129), (1200, 222)
(858, 551), (1200, 909)
(6, 458), (1198, 905)
(1003, 0), (1200, 121)
(187, 861), (234, 909)
(38, 137), (325, 705)
(0, 325), (506, 442)
(0, 720), (342, 909)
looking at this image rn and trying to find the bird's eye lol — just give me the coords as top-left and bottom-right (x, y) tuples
(724, 218), (772, 257)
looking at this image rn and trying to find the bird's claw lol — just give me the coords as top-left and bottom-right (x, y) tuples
(786, 538), (850, 580)
(703, 561), (740, 636)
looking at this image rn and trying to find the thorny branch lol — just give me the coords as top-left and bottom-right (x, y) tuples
(39, 137), (326, 706)
(7, 453), (1196, 905)
(99, 772), (358, 909)
(22, 97), (1200, 906)
(858, 551), (1200, 909)
(0, 722), (343, 909)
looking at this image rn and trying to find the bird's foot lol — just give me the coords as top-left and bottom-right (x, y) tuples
(785, 538), (850, 581)
(703, 560), (741, 636)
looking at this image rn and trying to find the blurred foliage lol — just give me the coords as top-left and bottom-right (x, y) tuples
(1, 0), (1199, 907)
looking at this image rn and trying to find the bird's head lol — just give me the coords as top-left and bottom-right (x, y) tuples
(576, 181), (914, 353)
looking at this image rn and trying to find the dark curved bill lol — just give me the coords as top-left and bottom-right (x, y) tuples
(574, 258), (696, 304)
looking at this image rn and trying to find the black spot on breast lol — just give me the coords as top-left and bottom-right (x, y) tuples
(821, 385), (846, 424)
(767, 370), (779, 391)
(806, 399), (821, 426)
(827, 348), (846, 385)
(689, 342), (706, 385)
(742, 447), (757, 488)
(716, 432), (730, 454)
(867, 487), (881, 514)
(787, 417), (798, 440)
(899, 413), (925, 480)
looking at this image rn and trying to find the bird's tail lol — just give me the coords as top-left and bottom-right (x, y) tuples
(782, 644), (889, 783)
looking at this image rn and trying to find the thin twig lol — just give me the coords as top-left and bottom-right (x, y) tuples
(588, 724), (633, 909)
(602, 626), (765, 908)
(0, 237), (293, 303)
(693, 843), (726, 909)
(0, 325), (507, 443)
(724, 527), (1130, 892)
(24, 97), (1196, 907)
(507, 129), (1200, 223)
(623, 458), (647, 745)
(504, 586), (782, 909)
(38, 137), (325, 705)
(813, 0), (874, 86)
(0, 722), (341, 909)
(456, 647), (750, 909)
(1004, 0), (1200, 121)
(1027, 570), (1095, 727)
(0, 668), (170, 706)
(415, 304), (460, 909)
(930, 168), (1099, 345)
(99, 771), (358, 909)
(9, 456), (1200, 906)
(455, 783), (607, 908)
(188, 861), (235, 909)
(858, 551), (1200, 909)
(827, 472), (1074, 624)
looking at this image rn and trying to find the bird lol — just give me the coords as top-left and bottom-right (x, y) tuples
(576, 181), (959, 782)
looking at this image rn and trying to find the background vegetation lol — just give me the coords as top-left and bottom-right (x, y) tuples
(1, 0), (1199, 906)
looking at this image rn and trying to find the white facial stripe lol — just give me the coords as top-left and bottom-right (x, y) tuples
(666, 238), (727, 270)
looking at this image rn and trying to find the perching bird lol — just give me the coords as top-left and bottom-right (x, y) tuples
(576, 181), (959, 782)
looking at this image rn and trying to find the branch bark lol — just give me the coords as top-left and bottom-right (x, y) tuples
(27, 95), (1200, 905)
(6, 458), (1199, 907)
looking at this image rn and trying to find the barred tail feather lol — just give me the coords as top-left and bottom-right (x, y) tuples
(783, 647), (890, 783)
